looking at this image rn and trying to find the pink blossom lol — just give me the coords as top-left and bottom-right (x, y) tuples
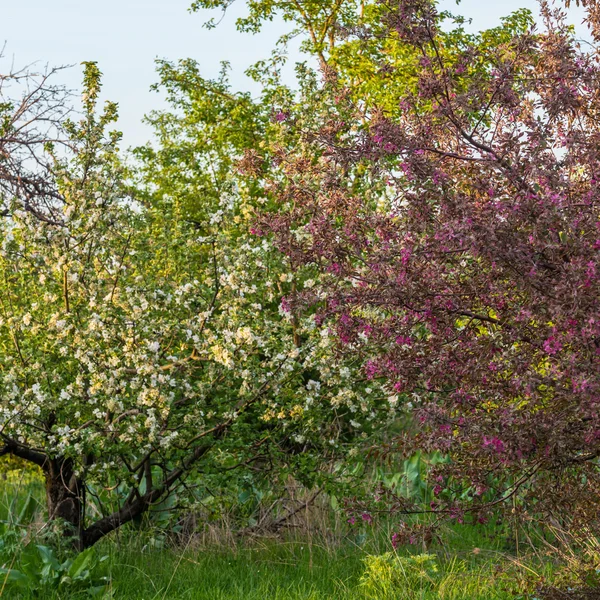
(280, 297), (291, 314)
(543, 336), (562, 356)
(482, 436), (505, 453)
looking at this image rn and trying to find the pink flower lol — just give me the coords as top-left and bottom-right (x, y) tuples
(482, 436), (505, 453)
(280, 297), (291, 314)
(364, 361), (378, 379)
(543, 336), (562, 355)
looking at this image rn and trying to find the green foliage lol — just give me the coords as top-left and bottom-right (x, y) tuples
(0, 482), (569, 600)
(3, 538), (546, 600)
(0, 56), (398, 550)
(376, 451), (449, 505)
(0, 0), (564, 554)
(0, 543), (110, 598)
(0, 482), (110, 597)
(122, 0), (542, 532)
(130, 26), (396, 516)
(359, 551), (543, 600)
(190, 0), (365, 62)
(360, 553), (439, 598)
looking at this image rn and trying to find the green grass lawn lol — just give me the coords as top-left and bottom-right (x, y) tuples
(105, 542), (364, 600)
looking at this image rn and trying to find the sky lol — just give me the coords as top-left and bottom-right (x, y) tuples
(1, 0), (589, 148)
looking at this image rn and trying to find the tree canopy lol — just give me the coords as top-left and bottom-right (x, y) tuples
(1, 0), (598, 551)
(260, 0), (600, 529)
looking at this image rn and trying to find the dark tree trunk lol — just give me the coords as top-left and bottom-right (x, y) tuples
(44, 458), (84, 549)
(2, 437), (217, 551)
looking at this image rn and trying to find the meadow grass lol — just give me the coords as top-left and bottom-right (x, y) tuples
(0, 523), (553, 599)
(0, 474), (560, 599)
(0, 534), (540, 600)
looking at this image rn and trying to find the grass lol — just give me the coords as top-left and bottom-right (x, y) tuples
(104, 541), (364, 599)
(5, 535), (542, 600)
(0, 523), (554, 600)
(0, 471), (569, 599)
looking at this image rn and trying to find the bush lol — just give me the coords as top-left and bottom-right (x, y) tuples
(360, 552), (439, 598)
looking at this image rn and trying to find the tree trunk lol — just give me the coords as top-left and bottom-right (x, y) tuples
(44, 458), (84, 549)
(2, 438), (217, 551)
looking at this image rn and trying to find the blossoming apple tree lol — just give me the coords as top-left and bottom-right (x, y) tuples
(0, 63), (392, 549)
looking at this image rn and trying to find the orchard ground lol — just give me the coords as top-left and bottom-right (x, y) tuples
(0, 473), (571, 600)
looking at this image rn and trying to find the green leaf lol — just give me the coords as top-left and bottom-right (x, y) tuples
(37, 544), (61, 570)
(0, 568), (30, 589)
(88, 583), (110, 597)
(68, 547), (96, 580)
(20, 543), (42, 579)
(238, 488), (252, 504)
(17, 494), (38, 526)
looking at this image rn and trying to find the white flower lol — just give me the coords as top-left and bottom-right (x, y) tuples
(209, 210), (224, 225)
(235, 327), (255, 344)
(211, 345), (234, 369)
(306, 380), (321, 392)
(148, 341), (160, 353)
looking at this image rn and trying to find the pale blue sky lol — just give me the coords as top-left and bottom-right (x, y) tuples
(1, 1), (588, 147)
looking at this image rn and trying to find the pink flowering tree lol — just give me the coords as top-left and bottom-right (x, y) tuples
(261, 0), (600, 529)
